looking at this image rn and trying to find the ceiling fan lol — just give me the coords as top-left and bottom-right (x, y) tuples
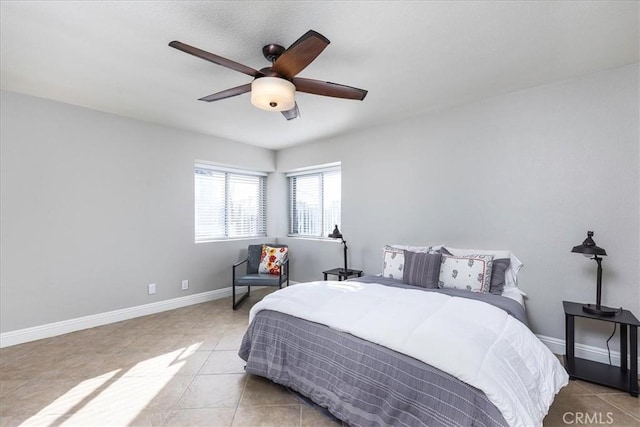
(169, 30), (368, 120)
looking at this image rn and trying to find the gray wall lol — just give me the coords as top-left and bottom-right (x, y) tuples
(276, 64), (639, 348)
(0, 90), (276, 332)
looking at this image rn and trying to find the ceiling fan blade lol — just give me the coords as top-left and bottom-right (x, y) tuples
(293, 77), (368, 100)
(198, 84), (252, 102)
(271, 30), (330, 78)
(281, 102), (300, 121)
(169, 41), (263, 78)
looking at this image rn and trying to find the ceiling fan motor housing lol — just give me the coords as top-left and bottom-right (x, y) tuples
(262, 44), (286, 63)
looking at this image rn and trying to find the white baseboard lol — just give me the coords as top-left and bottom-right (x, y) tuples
(537, 334), (640, 368)
(0, 286), (255, 348)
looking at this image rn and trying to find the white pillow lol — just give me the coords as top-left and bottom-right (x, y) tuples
(389, 244), (431, 253)
(382, 245), (405, 280)
(438, 254), (494, 293)
(443, 246), (524, 289)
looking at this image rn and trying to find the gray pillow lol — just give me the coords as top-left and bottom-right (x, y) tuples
(488, 258), (510, 295)
(440, 247), (510, 294)
(402, 251), (442, 289)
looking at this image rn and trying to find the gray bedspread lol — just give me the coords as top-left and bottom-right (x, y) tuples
(239, 276), (522, 427)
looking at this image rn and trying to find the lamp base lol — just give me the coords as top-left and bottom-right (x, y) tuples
(582, 304), (618, 317)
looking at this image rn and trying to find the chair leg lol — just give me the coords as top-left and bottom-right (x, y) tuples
(233, 285), (250, 310)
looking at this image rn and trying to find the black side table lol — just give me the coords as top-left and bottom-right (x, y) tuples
(323, 268), (363, 281)
(563, 301), (638, 397)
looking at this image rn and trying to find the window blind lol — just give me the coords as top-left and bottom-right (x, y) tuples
(288, 166), (341, 237)
(195, 164), (266, 242)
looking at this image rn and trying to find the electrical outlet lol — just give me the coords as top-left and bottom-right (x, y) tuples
(181, 279), (189, 290)
(148, 283), (156, 295)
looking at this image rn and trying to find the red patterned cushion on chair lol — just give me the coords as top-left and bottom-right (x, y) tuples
(258, 245), (288, 275)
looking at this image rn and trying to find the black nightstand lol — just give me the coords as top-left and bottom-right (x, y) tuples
(563, 301), (638, 397)
(323, 268), (363, 281)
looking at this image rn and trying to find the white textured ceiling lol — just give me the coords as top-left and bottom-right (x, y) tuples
(1, 1), (638, 150)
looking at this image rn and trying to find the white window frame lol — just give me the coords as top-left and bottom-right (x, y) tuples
(287, 163), (341, 238)
(194, 162), (267, 243)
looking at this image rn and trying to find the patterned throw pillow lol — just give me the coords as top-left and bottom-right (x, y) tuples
(403, 251), (442, 288)
(382, 245), (405, 280)
(258, 245), (288, 275)
(442, 246), (523, 289)
(441, 247), (510, 295)
(438, 254), (494, 293)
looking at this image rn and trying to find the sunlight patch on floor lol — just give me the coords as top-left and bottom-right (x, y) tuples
(22, 343), (202, 425)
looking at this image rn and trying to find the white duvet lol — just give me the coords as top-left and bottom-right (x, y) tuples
(250, 280), (568, 427)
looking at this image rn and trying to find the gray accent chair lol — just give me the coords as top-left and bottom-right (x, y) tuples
(232, 244), (289, 310)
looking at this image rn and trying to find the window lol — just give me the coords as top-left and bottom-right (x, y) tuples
(194, 163), (266, 242)
(287, 164), (341, 237)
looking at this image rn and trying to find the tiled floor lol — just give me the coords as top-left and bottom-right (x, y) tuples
(1, 288), (638, 426)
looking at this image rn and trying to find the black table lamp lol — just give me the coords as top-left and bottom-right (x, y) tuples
(328, 225), (348, 273)
(571, 231), (617, 317)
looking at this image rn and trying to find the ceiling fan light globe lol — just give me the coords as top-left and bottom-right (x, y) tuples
(251, 77), (295, 112)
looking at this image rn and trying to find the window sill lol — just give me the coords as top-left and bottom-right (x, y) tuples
(284, 236), (341, 243)
(195, 237), (269, 244)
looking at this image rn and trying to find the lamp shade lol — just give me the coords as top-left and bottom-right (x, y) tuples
(571, 231), (607, 256)
(250, 77), (295, 111)
(328, 225), (343, 239)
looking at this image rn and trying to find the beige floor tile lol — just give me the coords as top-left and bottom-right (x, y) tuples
(164, 407), (235, 427)
(177, 374), (248, 409)
(127, 410), (171, 426)
(0, 380), (28, 399)
(0, 340), (48, 365)
(231, 405), (301, 427)
(24, 336), (85, 357)
(38, 353), (111, 380)
(215, 329), (248, 351)
(557, 379), (597, 397)
(99, 350), (168, 377)
(301, 404), (342, 426)
(0, 354), (65, 381)
(599, 393), (640, 420)
(238, 375), (299, 407)
(200, 350), (246, 375)
(0, 378), (82, 416)
(80, 334), (137, 354)
(126, 333), (183, 353)
(543, 394), (639, 426)
(104, 349), (198, 378)
(52, 375), (188, 423)
(185, 321), (232, 336)
(575, 379), (630, 395)
(164, 349), (211, 377)
(144, 375), (195, 410)
(60, 406), (166, 426)
(170, 332), (224, 352)
(0, 413), (71, 427)
(156, 322), (202, 336)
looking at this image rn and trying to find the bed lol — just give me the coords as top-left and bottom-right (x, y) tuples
(238, 247), (568, 427)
